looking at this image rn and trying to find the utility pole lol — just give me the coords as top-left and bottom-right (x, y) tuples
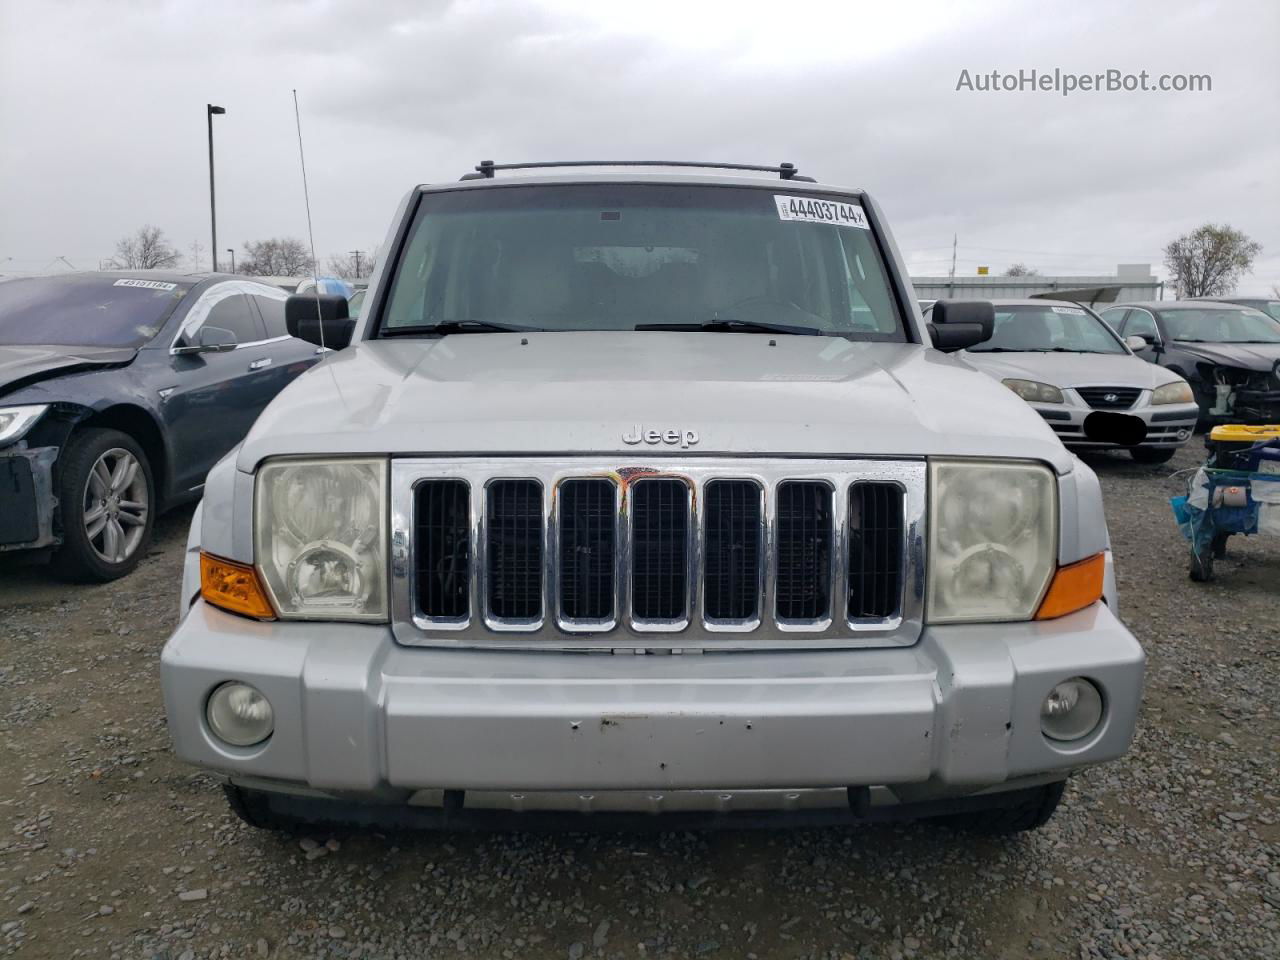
(948, 234), (957, 280)
(350, 250), (362, 279)
(207, 104), (226, 271)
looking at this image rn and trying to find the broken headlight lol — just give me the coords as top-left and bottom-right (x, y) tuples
(927, 459), (1057, 623)
(254, 458), (388, 621)
(0, 404), (48, 447)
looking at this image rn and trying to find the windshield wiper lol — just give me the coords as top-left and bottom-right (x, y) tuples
(634, 318), (823, 336)
(382, 320), (545, 336)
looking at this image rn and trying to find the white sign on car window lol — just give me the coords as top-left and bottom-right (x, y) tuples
(774, 195), (869, 229)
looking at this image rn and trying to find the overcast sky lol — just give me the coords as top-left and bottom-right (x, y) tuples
(1, 0), (1277, 290)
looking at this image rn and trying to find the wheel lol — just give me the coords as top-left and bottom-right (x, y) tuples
(933, 780), (1065, 835)
(223, 784), (305, 833)
(51, 429), (155, 582)
(1130, 447), (1176, 464)
(1189, 545), (1214, 582)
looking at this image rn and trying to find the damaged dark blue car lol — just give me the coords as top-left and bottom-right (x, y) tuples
(0, 272), (319, 581)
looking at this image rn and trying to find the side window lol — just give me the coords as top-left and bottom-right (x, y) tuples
(1099, 309), (1127, 331)
(199, 293), (264, 345)
(251, 294), (289, 339)
(1124, 310), (1158, 342)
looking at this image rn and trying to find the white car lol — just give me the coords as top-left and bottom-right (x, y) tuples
(928, 299), (1201, 464)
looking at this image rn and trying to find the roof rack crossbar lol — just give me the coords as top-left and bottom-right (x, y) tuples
(463, 160), (815, 181)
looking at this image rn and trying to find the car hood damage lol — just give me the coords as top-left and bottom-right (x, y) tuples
(0, 345), (137, 400)
(236, 334), (1075, 474)
(1171, 341), (1280, 370)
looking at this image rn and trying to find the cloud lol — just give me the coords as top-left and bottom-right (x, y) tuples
(1, 0), (1277, 289)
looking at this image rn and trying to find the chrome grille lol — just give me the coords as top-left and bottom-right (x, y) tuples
(485, 480), (543, 622)
(702, 480), (762, 622)
(630, 479), (691, 624)
(558, 479), (616, 625)
(1077, 386), (1140, 410)
(775, 481), (833, 622)
(847, 482), (904, 620)
(414, 479), (471, 621)
(392, 458), (926, 650)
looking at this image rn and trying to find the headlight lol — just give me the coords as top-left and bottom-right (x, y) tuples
(1001, 379), (1064, 404)
(254, 458), (388, 621)
(0, 404), (49, 446)
(928, 459), (1057, 623)
(1151, 380), (1194, 405)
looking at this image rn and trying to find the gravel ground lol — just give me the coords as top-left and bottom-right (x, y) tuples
(0, 444), (1276, 960)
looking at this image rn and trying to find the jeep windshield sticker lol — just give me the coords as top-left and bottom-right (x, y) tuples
(774, 195), (869, 229)
(1050, 305), (1086, 315)
(113, 279), (178, 291)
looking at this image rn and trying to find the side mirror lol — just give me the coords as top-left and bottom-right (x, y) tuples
(286, 294), (355, 350)
(927, 299), (995, 352)
(173, 325), (238, 355)
(1125, 334), (1151, 351)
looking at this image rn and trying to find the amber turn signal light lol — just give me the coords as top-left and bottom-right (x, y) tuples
(1035, 552), (1105, 620)
(200, 552), (276, 620)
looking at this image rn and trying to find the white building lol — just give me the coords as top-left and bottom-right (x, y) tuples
(912, 263), (1165, 306)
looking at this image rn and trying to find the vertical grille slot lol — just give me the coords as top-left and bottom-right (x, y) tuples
(559, 479), (616, 623)
(703, 480), (762, 621)
(415, 479), (471, 620)
(775, 481), (832, 621)
(485, 480), (544, 621)
(630, 479), (689, 622)
(847, 483), (904, 621)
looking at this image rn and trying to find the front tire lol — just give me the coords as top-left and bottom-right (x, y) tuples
(933, 780), (1066, 835)
(51, 428), (155, 582)
(1131, 446), (1176, 464)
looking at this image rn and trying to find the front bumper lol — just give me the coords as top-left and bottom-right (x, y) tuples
(1033, 397), (1199, 449)
(161, 599), (1145, 808)
(0, 445), (58, 552)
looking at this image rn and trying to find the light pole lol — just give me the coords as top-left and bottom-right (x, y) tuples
(207, 104), (225, 271)
(226, 248), (235, 273)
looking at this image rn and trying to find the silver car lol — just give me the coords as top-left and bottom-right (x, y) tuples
(934, 299), (1201, 464)
(161, 162), (1144, 835)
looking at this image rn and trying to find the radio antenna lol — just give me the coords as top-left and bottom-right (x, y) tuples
(292, 88), (325, 350)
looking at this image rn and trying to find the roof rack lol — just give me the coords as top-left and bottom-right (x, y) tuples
(460, 160), (817, 182)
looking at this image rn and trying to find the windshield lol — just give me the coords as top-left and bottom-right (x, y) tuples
(0, 276), (193, 348)
(968, 303), (1126, 354)
(379, 184), (905, 339)
(1161, 308), (1280, 343)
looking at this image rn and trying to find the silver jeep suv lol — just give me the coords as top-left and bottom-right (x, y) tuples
(161, 160), (1145, 834)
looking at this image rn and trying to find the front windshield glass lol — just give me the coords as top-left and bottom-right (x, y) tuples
(1161, 308), (1280, 343)
(968, 303), (1126, 354)
(0, 276), (192, 347)
(379, 184), (905, 339)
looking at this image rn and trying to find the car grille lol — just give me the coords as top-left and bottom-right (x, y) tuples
(1077, 387), (1141, 410)
(394, 458), (925, 649)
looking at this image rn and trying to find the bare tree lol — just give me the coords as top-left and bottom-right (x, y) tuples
(325, 249), (376, 279)
(1163, 224), (1261, 298)
(1004, 263), (1039, 277)
(110, 225), (181, 270)
(238, 237), (314, 276)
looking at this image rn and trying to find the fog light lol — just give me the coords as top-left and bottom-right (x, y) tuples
(1040, 677), (1103, 742)
(206, 682), (274, 747)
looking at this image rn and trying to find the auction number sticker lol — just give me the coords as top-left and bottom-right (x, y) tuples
(775, 195), (869, 229)
(1050, 305), (1086, 315)
(113, 278), (177, 291)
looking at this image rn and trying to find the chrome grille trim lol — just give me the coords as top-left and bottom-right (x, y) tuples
(390, 458), (926, 651)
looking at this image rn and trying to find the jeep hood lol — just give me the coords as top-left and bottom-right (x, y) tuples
(0, 344), (137, 400)
(237, 334), (1074, 473)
